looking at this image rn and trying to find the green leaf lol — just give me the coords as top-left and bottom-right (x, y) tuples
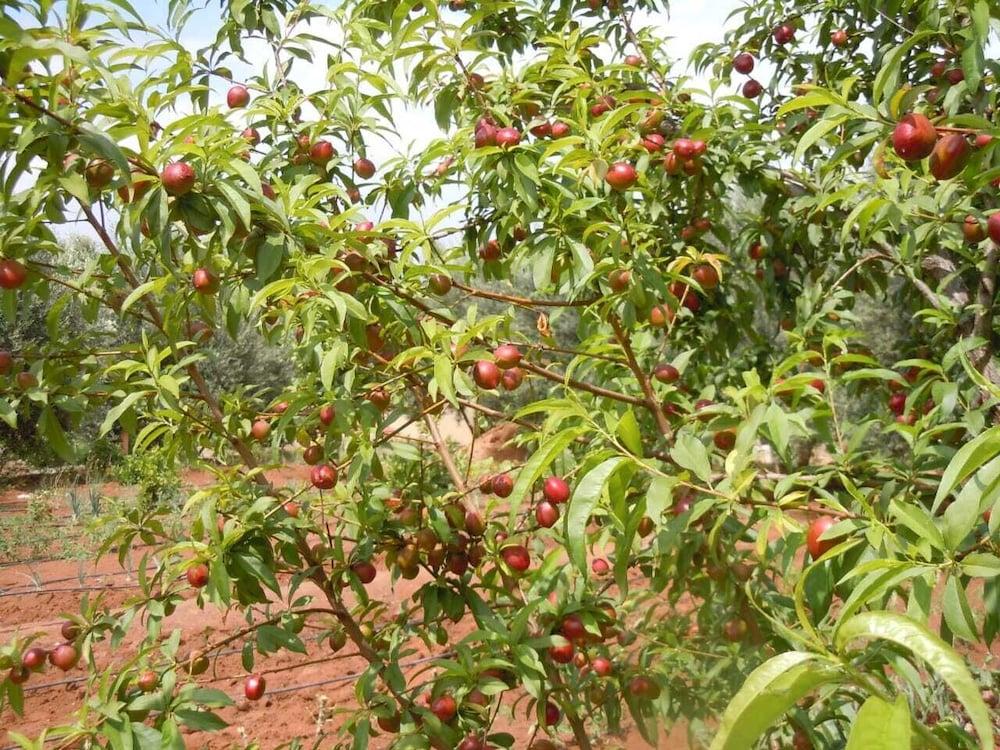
(872, 30), (935, 110)
(617, 409), (642, 455)
(173, 709), (227, 731)
(100, 391), (149, 437)
(38, 408), (75, 462)
(942, 574), (978, 641)
(670, 431), (711, 483)
(845, 695), (911, 750)
(433, 355), (457, 407)
(888, 498), (944, 550)
(942, 454), (1000, 549)
(256, 236), (285, 281)
(565, 457), (628, 573)
(934, 426), (1000, 512)
(961, 553), (1000, 578)
(836, 612), (994, 750)
(709, 652), (843, 750)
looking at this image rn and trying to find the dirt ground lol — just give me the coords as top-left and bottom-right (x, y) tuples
(1, 416), (693, 749)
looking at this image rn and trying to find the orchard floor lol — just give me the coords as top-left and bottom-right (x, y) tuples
(0, 425), (698, 749)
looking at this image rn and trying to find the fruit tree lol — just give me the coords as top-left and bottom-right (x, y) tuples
(1, 0), (999, 748)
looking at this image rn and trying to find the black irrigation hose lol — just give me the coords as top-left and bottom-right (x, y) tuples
(0, 584), (140, 600)
(0, 568), (139, 596)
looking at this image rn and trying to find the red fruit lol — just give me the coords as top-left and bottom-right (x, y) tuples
(303, 444), (323, 465)
(627, 675), (661, 699)
(732, 52), (754, 74)
(351, 561), (377, 584)
(15, 371), (37, 390)
(641, 133), (665, 153)
(888, 392), (906, 415)
(282, 501), (299, 518)
(963, 215), (985, 243)
(773, 23), (795, 45)
(473, 360), (502, 389)
(723, 618), (748, 642)
(550, 120), (570, 138)
(530, 121), (552, 138)
(748, 242), (764, 260)
(187, 563), (209, 588)
(806, 516), (838, 558)
(309, 140), (335, 165)
(975, 133), (993, 148)
(479, 239), (502, 261)
(931, 59), (948, 78)
(0, 350), (12, 375)
(0, 258), (28, 289)
(244, 674), (266, 701)
(161, 162), (196, 196)
(311, 463), (338, 489)
(430, 694), (457, 722)
(458, 736), (485, 750)
(242, 127), (260, 145)
(892, 113), (938, 161)
(491, 473), (513, 497)
(376, 713), (400, 733)
(624, 53), (643, 67)
(535, 500), (559, 528)
(605, 162), (637, 190)
(61, 621), (80, 641)
(226, 85), (250, 108)
(609, 268), (631, 292)
(192, 267), (219, 294)
(494, 344), (522, 369)
(989, 213), (1000, 244)
(929, 133), (970, 180)
(354, 157), (376, 178)
(741, 79), (763, 98)
(539, 477), (569, 505)
(261, 182), (277, 200)
(591, 656), (612, 677)
(7, 666), (29, 684)
(22, 647), (48, 672)
(662, 151), (681, 174)
(319, 404), (335, 425)
(49, 644), (78, 672)
(250, 419), (270, 441)
(429, 274), (452, 295)
(648, 303), (674, 327)
(500, 544), (530, 572)
(830, 29), (848, 47)
(945, 68), (965, 85)
(713, 430), (736, 451)
(474, 118), (497, 148)
(560, 613), (587, 641)
(653, 363), (679, 383)
(495, 127), (521, 148)
(135, 670), (158, 692)
(501, 367), (523, 391)
(544, 701), (561, 726)
(548, 641), (574, 663)
(85, 158), (114, 189)
(673, 138), (696, 158)
(692, 264), (719, 289)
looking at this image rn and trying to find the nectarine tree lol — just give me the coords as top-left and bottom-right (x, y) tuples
(0, 0), (998, 749)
